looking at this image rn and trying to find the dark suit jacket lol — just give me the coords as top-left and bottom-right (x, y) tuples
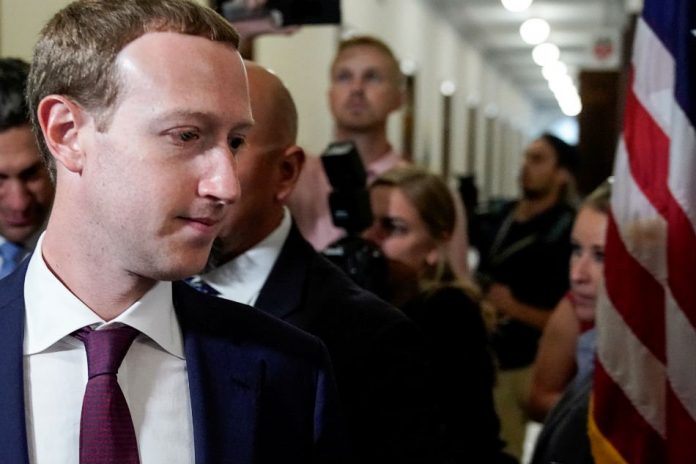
(254, 226), (439, 463)
(0, 258), (347, 464)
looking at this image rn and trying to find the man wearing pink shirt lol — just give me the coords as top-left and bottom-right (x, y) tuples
(288, 35), (469, 278)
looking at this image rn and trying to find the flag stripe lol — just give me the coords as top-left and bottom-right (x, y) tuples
(666, 386), (696, 463)
(665, 280), (696, 424)
(604, 214), (665, 363)
(593, 363), (667, 462)
(623, 71), (670, 220)
(595, 285), (666, 437)
(611, 141), (668, 285)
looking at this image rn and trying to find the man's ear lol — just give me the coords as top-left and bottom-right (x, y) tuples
(275, 144), (305, 202)
(391, 83), (405, 112)
(556, 166), (571, 187)
(37, 95), (89, 174)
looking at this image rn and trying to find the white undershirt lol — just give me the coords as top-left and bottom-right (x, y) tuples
(23, 234), (195, 464)
(201, 207), (291, 305)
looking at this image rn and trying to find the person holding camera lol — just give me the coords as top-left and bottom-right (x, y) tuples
(287, 35), (471, 280)
(191, 61), (441, 464)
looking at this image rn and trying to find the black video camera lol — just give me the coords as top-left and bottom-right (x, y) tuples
(218, 0), (340, 27)
(320, 141), (387, 296)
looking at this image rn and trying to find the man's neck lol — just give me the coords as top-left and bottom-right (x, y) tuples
(335, 127), (392, 166)
(42, 221), (155, 322)
(217, 209), (284, 265)
(515, 191), (561, 222)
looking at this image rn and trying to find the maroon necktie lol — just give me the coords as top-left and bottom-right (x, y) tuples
(74, 326), (140, 464)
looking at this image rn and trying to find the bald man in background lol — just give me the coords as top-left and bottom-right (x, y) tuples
(193, 61), (440, 464)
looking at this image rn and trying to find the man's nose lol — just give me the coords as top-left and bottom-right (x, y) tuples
(349, 78), (365, 94)
(1, 180), (33, 212)
(197, 147), (240, 204)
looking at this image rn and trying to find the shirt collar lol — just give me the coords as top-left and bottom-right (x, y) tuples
(201, 207), (291, 305)
(365, 148), (404, 183)
(24, 233), (184, 358)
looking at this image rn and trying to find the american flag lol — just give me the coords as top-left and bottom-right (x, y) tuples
(589, 0), (696, 462)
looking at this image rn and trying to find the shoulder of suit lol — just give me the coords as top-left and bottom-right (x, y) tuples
(173, 280), (327, 359)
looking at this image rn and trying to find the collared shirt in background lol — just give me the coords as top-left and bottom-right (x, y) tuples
(200, 207), (291, 305)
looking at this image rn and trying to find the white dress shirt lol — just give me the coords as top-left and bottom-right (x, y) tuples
(200, 207), (291, 305)
(23, 234), (195, 464)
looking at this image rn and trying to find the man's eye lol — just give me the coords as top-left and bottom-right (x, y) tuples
(334, 71), (351, 82)
(179, 131), (199, 142)
(365, 71), (383, 82)
(229, 137), (246, 151)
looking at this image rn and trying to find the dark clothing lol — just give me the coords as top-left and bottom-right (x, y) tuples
(531, 330), (595, 464)
(530, 371), (594, 464)
(0, 257), (348, 464)
(402, 286), (516, 464)
(256, 226), (439, 464)
(477, 200), (575, 369)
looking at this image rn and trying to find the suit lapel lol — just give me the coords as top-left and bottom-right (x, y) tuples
(173, 282), (264, 464)
(254, 225), (310, 323)
(0, 260), (31, 463)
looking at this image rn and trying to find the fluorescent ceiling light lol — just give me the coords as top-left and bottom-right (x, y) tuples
(542, 61), (568, 81)
(532, 42), (560, 66)
(501, 0), (533, 12)
(520, 18), (550, 45)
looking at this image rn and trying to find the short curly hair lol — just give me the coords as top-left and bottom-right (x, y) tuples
(0, 58), (30, 132)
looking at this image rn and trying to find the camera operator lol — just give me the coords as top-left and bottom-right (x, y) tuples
(287, 35), (471, 279)
(190, 62), (440, 464)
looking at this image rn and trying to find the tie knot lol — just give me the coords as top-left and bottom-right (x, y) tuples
(74, 326), (139, 378)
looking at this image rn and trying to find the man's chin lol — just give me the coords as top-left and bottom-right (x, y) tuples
(521, 187), (546, 200)
(0, 224), (38, 244)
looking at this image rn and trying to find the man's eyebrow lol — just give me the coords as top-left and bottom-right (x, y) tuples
(151, 110), (254, 130)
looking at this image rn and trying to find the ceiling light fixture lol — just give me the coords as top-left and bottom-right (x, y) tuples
(520, 18), (550, 45)
(532, 42), (560, 66)
(440, 80), (456, 96)
(400, 59), (417, 76)
(542, 61), (568, 81)
(501, 0), (533, 12)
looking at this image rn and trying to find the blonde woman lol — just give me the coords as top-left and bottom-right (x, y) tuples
(364, 165), (515, 463)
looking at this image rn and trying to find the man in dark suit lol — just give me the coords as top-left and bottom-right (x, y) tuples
(1, 1), (345, 462)
(195, 61), (439, 463)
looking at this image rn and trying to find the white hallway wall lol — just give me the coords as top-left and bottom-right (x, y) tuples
(0, 0), (534, 197)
